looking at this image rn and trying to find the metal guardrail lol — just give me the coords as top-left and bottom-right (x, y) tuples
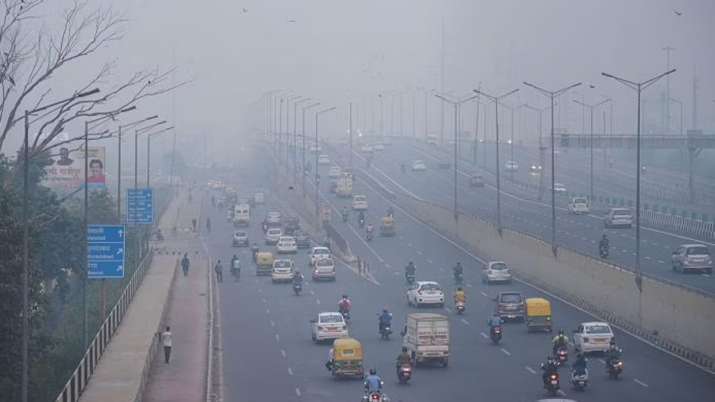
(54, 250), (154, 402)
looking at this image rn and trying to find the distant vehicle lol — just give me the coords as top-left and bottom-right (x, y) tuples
(232, 230), (249, 247)
(253, 191), (265, 204)
(310, 145), (322, 154)
(276, 236), (298, 254)
(529, 164), (543, 175)
(351, 194), (368, 211)
(426, 135), (438, 145)
(264, 227), (282, 245)
(309, 246), (331, 266)
(361, 144), (374, 153)
(406, 281), (445, 307)
(411, 160), (427, 171)
(312, 257), (336, 281)
(265, 211), (282, 228)
(328, 166), (342, 178)
(271, 259), (294, 283)
(481, 261), (512, 284)
(311, 312), (348, 343)
(372, 143), (385, 151)
(294, 231), (311, 249)
(283, 216), (300, 235)
(671, 244), (712, 274)
(573, 322), (614, 354)
(336, 172), (353, 198)
(552, 182), (567, 193)
(437, 161), (451, 169)
(233, 203), (250, 226)
(504, 160), (519, 171)
(568, 197), (590, 214)
(495, 291), (525, 321)
(604, 208), (633, 228)
(318, 154), (330, 165)
(469, 175), (484, 188)
(402, 313), (449, 367)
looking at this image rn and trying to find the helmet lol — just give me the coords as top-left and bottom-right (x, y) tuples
(402, 347), (408, 353)
(456, 287), (463, 291)
(369, 368), (377, 375)
(342, 294), (348, 299)
(382, 308), (389, 313)
(456, 262), (462, 266)
(408, 261), (414, 265)
(558, 329), (565, 336)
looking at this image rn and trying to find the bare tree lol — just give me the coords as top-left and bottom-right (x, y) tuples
(0, 0), (185, 156)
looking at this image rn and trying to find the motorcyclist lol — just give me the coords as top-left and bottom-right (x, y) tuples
(366, 223), (374, 238)
(552, 329), (569, 355)
(541, 356), (559, 385)
(454, 287), (466, 305)
(487, 312), (503, 328)
(453, 262), (464, 281)
(358, 211), (366, 227)
(605, 339), (622, 365)
(251, 243), (259, 262)
(341, 206), (349, 222)
(338, 295), (352, 316)
(386, 206), (394, 217)
(405, 261), (416, 280)
(395, 347), (412, 376)
(364, 368), (383, 393)
(378, 308), (393, 333)
(599, 234), (609, 255)
(292, 270), (304, 285)
(572, 352), (588, 376)
(230, 254), (240, 278)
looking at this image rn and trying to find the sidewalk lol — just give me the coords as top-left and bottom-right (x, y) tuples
(79, 187), (207, 402)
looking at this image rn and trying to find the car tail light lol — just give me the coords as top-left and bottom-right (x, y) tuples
(371, 394), (380, 401)
(550, 373), (558, 380)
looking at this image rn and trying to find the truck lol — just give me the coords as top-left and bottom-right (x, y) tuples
(233, 203), (250, 227)
(336, 172), (353, 198)
(402, 313), (449, 367)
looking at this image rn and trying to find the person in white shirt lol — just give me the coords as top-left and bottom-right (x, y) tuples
(161, 326), (172, 364)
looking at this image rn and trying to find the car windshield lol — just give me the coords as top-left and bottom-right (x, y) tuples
(491, 263), (507, 271)
(573, 198), (587, 204)
(687, 246), (710, 255)
(320, 315), (343, 324)
(268, 229), (281, 235)
(585, 324), (611, 335)
(354, 196), (366, 201)
(613, 210), (631, 217)
(316, 259), (333, 267)
(314, 248), (329, 255)
(500, 294), (522, 303)
(420, 283), (442, 292)
(274, 260), (292, 268)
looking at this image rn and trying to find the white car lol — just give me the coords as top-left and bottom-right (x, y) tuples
(271, 259), (295, 283)
(276, 236), (298, 254)
(312, 257), (336, 281)
(372, 143), (385, 151)
(311, 312), (349, 343)
(426, 135), (438, 145)
(411, 160), (427, 171)
(310, 145), (322, 154)
(232, 230), (249, 247)
(568, 197), (590, 214)
(529, 164), (543, 175)
(361, 144), (374, 153)
(406, 281), (445, 307)
(604, 208), (633, 228)
(351, 194), (368, 211)
(328, 166), (342, 178)
(573, 322), (615, 354)
(264, 228), (282, 245)
(552, 183), (567, 193)
(318, 154), (330, 165)
(309, 246), (331, 266)
(481, 261), (512, 284)
(504, 160), (519, 171)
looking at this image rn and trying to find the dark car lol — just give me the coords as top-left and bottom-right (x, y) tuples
(295, 231), (311, 249)
(495, 291), (525, 321)
(232, 230), (249, 247)
(284, 216), (300, 235)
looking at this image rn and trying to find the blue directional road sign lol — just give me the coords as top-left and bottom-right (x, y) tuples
(87, 224), (125, 279)
(127, 188), (154, 224)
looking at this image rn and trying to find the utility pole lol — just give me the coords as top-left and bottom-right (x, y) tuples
(440, 17), (446, 145)
(301, 102), (320, 195)
(349, 102), (353, 171)
(573, 98), (611, 202)
(663, 46), (675, 133)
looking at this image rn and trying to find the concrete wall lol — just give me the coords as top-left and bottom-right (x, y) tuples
(394, 190), (715, 367)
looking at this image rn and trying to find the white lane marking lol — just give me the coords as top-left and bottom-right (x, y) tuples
(316, 298), (321, 305)
(266, 308), (271, 314)
(557, 390), (567, 397)
(310, 290), (315, 295)
(385, 263), (392, 268)
(480, 332), (488, 339)
(657, 260), (665, 264)
(275, 333), (280, 342)
(288, 367), (294, 376)
(466, 283), (473, 288)
(645, 256), (652, 260)
(262, 298), (267, 303)
(460, 318), (470, 326)
(525, 366), (537, 374)
(416, 250), (423, 255)
(427, 259), (433, 264)
(634, 379), (649, 388)
(281, 349), (287, 358)
(599, 358), (606, 364)
(407, 242), (413, 247)
(480, 291), (488, 297)
(295, 387), (302, 397)
(501, 348), (511, 356)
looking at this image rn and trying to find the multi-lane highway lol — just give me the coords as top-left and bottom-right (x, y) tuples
(329, 139), (715, 295)
(204, 142), (713, 402)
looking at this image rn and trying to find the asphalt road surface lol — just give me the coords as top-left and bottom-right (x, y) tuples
(203, 142), (713, 402)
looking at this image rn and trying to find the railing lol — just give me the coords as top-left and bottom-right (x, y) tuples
(54, 250), (154, 402)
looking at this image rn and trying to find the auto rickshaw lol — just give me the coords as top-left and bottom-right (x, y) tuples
(329, 337), (364, 379)
(255, 251), (274, 276)
(525, 297), (552, 332)
(379, 216), (396, 237)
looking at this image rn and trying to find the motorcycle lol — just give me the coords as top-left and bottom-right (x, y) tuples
(366, 229), (374, 242)
(342, 211), (349, 223)
(292, 282), (302, 296)
(341, 310), (351, 324)
(544, 372), (560, 396)
(362, 391), (390, 402)
(397, 364), (412, 384)
(455, 301), (465, 315)
(570, 368), (589, 391)
(359, 217), (365, 228)
(490, 325), (502, 344)
(607, 359), (623, 380)
(599, 244), (609, 258)
(380, 324), (392, 340)
(454, 271), (463, 285)
(405, 272), (416, 285)
(555, 346), (568, 366)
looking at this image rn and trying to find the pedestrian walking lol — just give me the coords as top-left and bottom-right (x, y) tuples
(161, 326), (172, 364)
(214, 259), (224, 283)
(181, 253), (190, 276)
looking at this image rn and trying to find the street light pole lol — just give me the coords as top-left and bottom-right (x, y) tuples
(669, 97), (684, 135)
(602, 69), (676, 290)
(573, 98), (611, 202)
(134, 121), (167, 189)
(301, 102), (320, 195)
(349, 102), (353, 171)
(146, 127), (174, 187)
(473, 88), (520, 234)
(520, 103), (547, 200)
(523, 81), (582, 255)
(293, 98), (311, 185)
(117, 116), (159, 218)
(314, 106), (337, 222)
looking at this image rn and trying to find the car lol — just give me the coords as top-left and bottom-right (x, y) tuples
(312, 257), (336, 281)
(361, 144), (374, 153)
(309, 246), (331, 266)
(504, 160), (519, 171)
(529, 164), (543, 175)
(469, 175), (484, 187)
(318, 154), (330, 165)
(284, 216), (300, 235)
(253, 191), (265, 204)
(372, 143), (385, 151)
(294, 231), (311, 249)
(568, 197), (590, 214)
(271, 259), (295, 283)
(311, 312), (349, 343)
(411, 160), (427, 171)
(310, 145), (322, 154)
(232, 230), (249, 247)
(328, 166), (342, 178)
(276, 236), (298, 254)
(265, 211), (282, 228)
(265, 228), (282, 245)
(604, 208), (633, 228)
(437, 161), (451, 169)
(671, 244), (713, 274)
(351, 194), (368, 211)
(495, 291), (525, 320)
(426, 135), (438, 145)
(406, 281), (445, 307)
(481, 261), (512, 284)
(573, 322), (614, 354)
(552, 182), (567, 193)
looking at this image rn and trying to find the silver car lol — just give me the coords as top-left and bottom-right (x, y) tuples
(604, 208), (633, 228)
(481, 261), (512, 284)
(672, 244), (712, 274)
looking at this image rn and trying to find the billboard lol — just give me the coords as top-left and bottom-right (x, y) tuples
(44, 146), (106, 192)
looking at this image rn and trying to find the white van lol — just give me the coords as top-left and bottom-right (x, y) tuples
(233, 203), (250, 226)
